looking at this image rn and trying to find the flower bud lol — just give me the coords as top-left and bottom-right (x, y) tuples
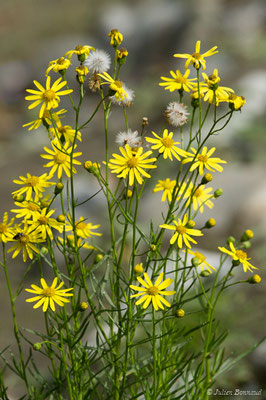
(241, 229), (254, 242)
(116, 48), (128, 64)
(247, 275), (261, 284)
(125, 189), (133, 199)
(80, 302), (89, 311)
(142, 117), (149, 127)
(84, 161), (100, 176)
(33, 342), (42, 351)
(54, 182), (64, 195)
(205, 218), (216, 229)
(40, 247), (48, 256)
(187, 220), (195, 228)
(201, 173), (213, 185)
(227, 236), (235, 245)
(192, 257), (200, 267)
(242, 241), (251, 249)
(108, 29), (123, 47)
(134, 263), (144, 274)
(13, 194), (24, 202)
(200, 270), (212, 277)
(94, 254), (103, 263)
(232, 259), (240, 267)
(76, 65), (89, 84)
(214, 188), (223, 198)
(176, 309), (185, 318)
(150, 244), (156, 252)
(57, 214), (65, 223)
(40, 200), (50, 208)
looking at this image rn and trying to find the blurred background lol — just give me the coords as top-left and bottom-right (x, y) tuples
(1, 0), (266, 398)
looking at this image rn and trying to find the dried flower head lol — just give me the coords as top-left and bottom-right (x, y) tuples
(116, 130), (142, 148)
(84, 49), (111, 74)
(165, 102), (189, 127)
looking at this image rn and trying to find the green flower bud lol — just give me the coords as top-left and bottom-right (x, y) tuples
(57, 214), (65, 223)
(241, 229), (254, 242)
(214, 188), (223, 198)
(150, 244), (156, 251)
(227, 236), (235, 245)
(33, 342), (42, 351)
(200, 270), (212, 277)
(54, 182), (64, 195)
(201, 173), (213, 184)
(205, 218), (216, 229)
(13, 194), (24, 202)
(80, 302), (89, 311)
(176, 309), (185, 318)
(247, 275), (261, 284)
(40, 247), (48, 256)
(94, 254), (103, 263)
(242, 241), (251, 249)
(192, 257), (200, 267)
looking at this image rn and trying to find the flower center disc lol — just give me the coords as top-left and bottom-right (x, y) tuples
(20, 234), (29, 244)
(26, 176), (39, 187)
(76, 221), (86, 230)
(43, 89), (56, 102)
(176, 226), (186, 234)
(38, 216), (49, 225)
(43, 287), (56, 297)
(192, 52), (201, 60)
(54, 152), (68, 164)
(161, 137), (174, 148)
(127, 157), (138, 168)
(236, 250), (247, 261)
(147, 286), (159, 296)
(0, 224), (7, 233)
(197, 154), (208, 163)
(194, 188), (203, 198)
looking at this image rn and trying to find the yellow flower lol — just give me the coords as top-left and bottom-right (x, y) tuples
(218, 242), (258, 273)
(107, 144), (157, 186)
(146, 129), (187, 161)
(11, 201), (41, 220)
(75, 217), (102, 239)
(159, 69), (197, 92)
(153, 178), (176, 202)
(64, 45), (95, 61)
(130, 272), (176, 311)
(182, 147), (227, 175)
(200, 68), (234, 105)
(12, 173), (55, 201)
(41, 139), (82, 179)
(160, 214), (203, 248)
(226, 94), (246, 111)
(25, 277), (73, 312)
(183, 182), (214, 213)
(98, 72), (128, 101)
(23, 109), (67, 131)
(185, 249), (216, 273)
(134, 263), (144, 274)
(28, 208), (64, 240)
(49, 118), (82, 143)
(8, 223), (45, 262)
(174, 40), (218, 70)
(108, 29), (123, 47)
(25, 76), (73, 118)
(75, 65), (89, 83)
(57, 235), (95, 251)
(0, 212), (15, 243)
(46, 57), (71, 76)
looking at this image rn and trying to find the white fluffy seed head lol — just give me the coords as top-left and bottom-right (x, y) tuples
(84, 49), (111, 74)
(165, 102), (189, 127)
(110, 84), (135, 107)
(116, 130), (142, 148)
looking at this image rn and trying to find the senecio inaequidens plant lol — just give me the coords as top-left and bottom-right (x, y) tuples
(0, 31), (264, 400)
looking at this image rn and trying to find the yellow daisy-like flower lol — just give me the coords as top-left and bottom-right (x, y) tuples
(11, 201), (41, 220)
(159, 69), (197, 92)
(0, 212), (15, 243)
(107, 144), (157, 186)
(146, 129), (187, 161)
(12, 173), (55, 201)
(25, 277), (73, 312)
(41, 139), (82, 179)
(200, 68), (234, 105)
(153, 178), (176, 202)
(130, 272), (176, 311)
(160, 214), (203, 248)
(183, 182), (214, 213)
(28, 208), (63, 240)
(108, 29), (123, 47)
(8, 224), (45, 262)
(182, 147), (226, 176)
(98, 72), (128, 102)
(64, 45), (95, 61)
(75, 217), (102, 239)
(185, 249), (216, 273)
(25, 76), (73, 118)
(45, 57), (71, 76)
(226, 94), (246, 111)
(49, 118), (82, 143)
(218, 242), (258, 273)
(174, 40), (218, 70)
(23, 109), (67, 131)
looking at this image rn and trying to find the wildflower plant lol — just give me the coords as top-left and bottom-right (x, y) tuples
(0, 32), (264, 400)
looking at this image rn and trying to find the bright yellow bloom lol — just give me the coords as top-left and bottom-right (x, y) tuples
(0, 212), (15, 243)
(218, 242), (258, 273)
(174, 40), (218, 70)
(46, 57), (71, 76)
(28, 208), (64, 240)
(8, 224), (45, 262)
(49, 118), (82, 143)
(11, 201), (41, 220)
(41, 139), (82, 179)
(200, 68), (234, 105)
(146, 129), (187, 161)
(130, 272), (176, 311)
(98, 72), (128, 101)
(23, 109), (67, 131)
(25, 277), (73, 312)
(183, 182), (214, 213)
(75, 65), (89, 83)
(134, 263), (144, 274)
(160, 214), (203, 248)
(107, 144), (157, 186)
(153, 178), (176, 202)
(182, 147), (227, 175)
(12, 173), (55, 201)
(64, 45), (95, 60)
(57, 235), (95, 251)
(25, 76), (73, 118)
(226, 94), (246, 111)
(159, 69), (197, 92)
(185, 249), (216, 273)
(108, 29), (123, 47)
(75, 217), (102, 239)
